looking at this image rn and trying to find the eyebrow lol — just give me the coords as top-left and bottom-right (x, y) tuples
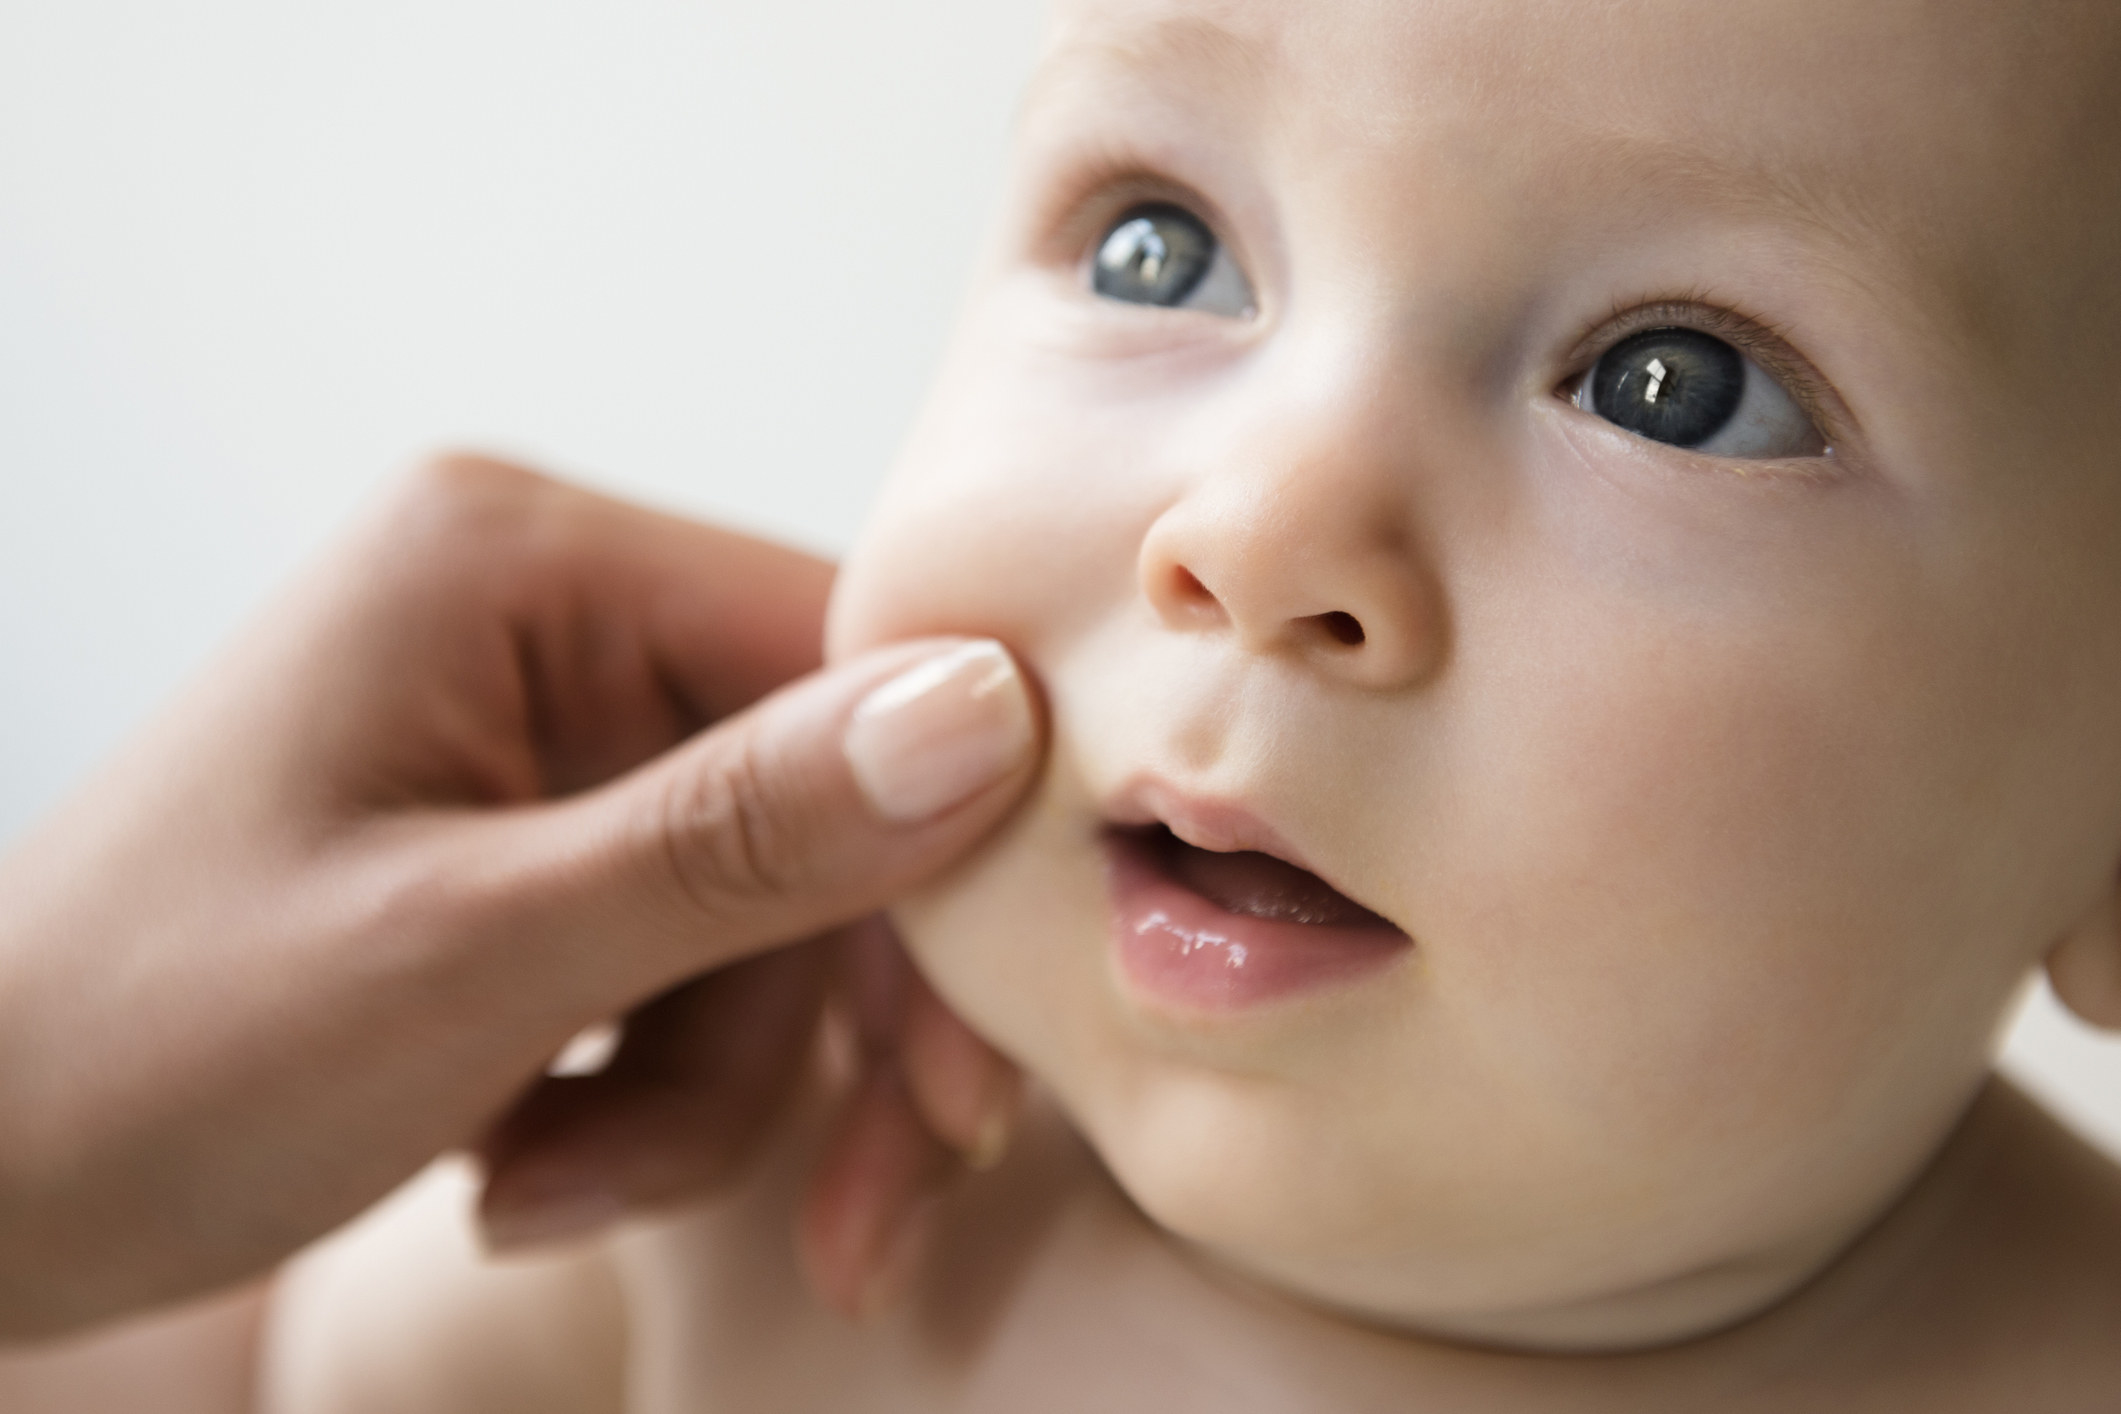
(1563, 129), (1881, 254)
(1552, 123), (1980, 353)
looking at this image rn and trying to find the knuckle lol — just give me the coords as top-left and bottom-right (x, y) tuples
(384, 454), (552, 559)
(410, 450), (541, 506)
(403, 451), (532, 515)
(655, 722), (819, 920)
(357, 455), (601, 613)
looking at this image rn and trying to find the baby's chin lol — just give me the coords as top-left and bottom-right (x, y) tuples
(1052, 1067), (1857, 1354)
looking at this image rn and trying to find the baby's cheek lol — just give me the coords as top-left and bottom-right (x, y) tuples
(880, 771), (1118, 1094)
(828, 467), (1110, 668)
(828, 336), (1185, 667)
(1442, 635), (2010, 1178)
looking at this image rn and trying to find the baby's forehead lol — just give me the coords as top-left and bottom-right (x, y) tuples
(1035, 0), (2121, 381)
(1043, 0), (2117, 150)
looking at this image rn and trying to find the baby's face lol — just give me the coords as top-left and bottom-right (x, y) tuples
(829, 0), (2121, 1349)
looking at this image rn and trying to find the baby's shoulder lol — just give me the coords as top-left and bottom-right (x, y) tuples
(263, 1159), (627, 1414)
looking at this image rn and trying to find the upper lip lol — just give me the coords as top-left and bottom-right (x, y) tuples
(1102, 776), (1411, 939)
(1102, 776), (1322, 878)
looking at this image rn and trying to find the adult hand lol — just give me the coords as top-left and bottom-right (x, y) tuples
(0, 457), (1038, 1339)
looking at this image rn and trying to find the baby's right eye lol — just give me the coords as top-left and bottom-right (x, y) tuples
(1090, 204), (1254, 317)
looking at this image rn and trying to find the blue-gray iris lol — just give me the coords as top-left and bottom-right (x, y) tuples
(1589, 327), (1746, 448)
(1094, 204), (1216, 307)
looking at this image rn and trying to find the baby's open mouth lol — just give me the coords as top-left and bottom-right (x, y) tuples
(1129, 825), (1398, 929)
(1103, 824), (1409, 1012)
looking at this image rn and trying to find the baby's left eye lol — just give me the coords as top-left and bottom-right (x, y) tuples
(1571, 327), (1824, 459)
(1090, 203), (1255, 318)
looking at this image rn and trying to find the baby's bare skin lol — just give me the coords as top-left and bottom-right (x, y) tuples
(271, 1074), (2121, 1412)
(636, 1079), (2121, 1412)
(274, 0), (2121, 1407)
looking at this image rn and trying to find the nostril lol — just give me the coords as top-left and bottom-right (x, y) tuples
(1313, 611), (1365, 647)
(1172, 566), (1216, 606)
(1148, 561), (1230, 629)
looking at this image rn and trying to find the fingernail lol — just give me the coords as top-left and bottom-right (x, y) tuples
(845, 641), (1035, 824)
(967, 1103), (1014, 1172)
(479, 1184), (627, 1254)
(965, 1074), (1020, 1171)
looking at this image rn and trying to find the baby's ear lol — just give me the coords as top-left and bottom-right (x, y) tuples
(2046, 886), (2121, 1030)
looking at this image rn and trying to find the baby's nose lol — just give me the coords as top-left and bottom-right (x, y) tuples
(1137, 462), (1444, 692)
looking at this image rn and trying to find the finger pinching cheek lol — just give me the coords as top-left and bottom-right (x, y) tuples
(843, 640), (1038, 824)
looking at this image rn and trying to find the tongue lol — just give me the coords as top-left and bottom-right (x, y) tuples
(1158, 834), (1395, 929)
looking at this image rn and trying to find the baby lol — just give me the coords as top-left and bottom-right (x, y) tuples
(269, 0), (2121, 1407)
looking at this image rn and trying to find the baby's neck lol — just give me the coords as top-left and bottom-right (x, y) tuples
(627, 1077), (2121, 1411)
(910, 1078), (2121, 1410)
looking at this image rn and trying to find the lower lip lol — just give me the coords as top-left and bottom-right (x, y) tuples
(1104, 833), (1411, 1013)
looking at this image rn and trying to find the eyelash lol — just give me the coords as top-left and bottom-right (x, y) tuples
(1559, 296), (1850, 453)
(1032, 151), (1246, 281)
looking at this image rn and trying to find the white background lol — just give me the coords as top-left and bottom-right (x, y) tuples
(3, 0), (2118, 1158)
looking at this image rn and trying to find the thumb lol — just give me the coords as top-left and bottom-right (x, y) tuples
(479, 637), (1041, 1012)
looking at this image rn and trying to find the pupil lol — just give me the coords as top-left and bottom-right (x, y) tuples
(1589, 328), (1745, 448)
(1094, 205), (1213, 307)
(1136, 232), (1168, 282)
